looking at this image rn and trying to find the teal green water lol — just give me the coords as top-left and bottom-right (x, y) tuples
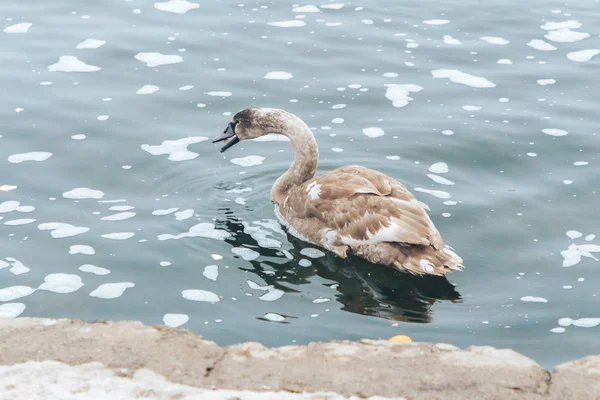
(1, 0), (599, 369)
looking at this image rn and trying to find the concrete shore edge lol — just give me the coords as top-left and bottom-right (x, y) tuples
(0, 317), (598, 399)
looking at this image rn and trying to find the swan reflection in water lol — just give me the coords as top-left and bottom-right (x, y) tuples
(215, 213), (462, 323)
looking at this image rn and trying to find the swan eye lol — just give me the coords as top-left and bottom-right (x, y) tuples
(235, 120), (240, 124)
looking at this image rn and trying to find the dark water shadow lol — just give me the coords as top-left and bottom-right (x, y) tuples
(216, 212), (462, 323)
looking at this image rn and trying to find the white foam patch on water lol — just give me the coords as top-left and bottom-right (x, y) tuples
(4, 219), (36, 226)
(160, 261), (171, 267)
(263, 312), (285, 322)
(414, 188), (451, 199)
(230, 156), (265, 167)
(432, 69), (496, 88)
(300, 248), (326, 258)
(429, 162), (449, 173)
(520, 296), (548, 303)
(101, 212), (136, 221)
(109, 205), (134, 211)
(0, 201), (20, 213)
(69, 245), (95, 255)
(561, 243), (600, 267)
(480, 36), (509, 45)
(0, 303), (25, 318)
(427, 174), (455, 185)
(136, 85), (160, 95)
(90, 282), (135, 299)
(264, 71), (293, 79)
(267, 20), (306, 27)
(386, 156), (400, 161)
(541, 20), (582, 30)
(38, 223), (90, 239)
(586, 235), (596, 241)
(382, 73), (397, 78)
(182, 289), (220, 303)
(0, 286), (36, 302)
(574, 161), (588, 166)
(544, 29), (590, 43)
(247, 280), (270, 291)
(293, 5), (320, 12)
(48, 56), (100, 72)
(71, 134), (86, 140)
(537, 79), (556, 86)
(203, 265), (218, 281)
(206, 91), (232, 97)
(153, 208), (179, 216)
(3, 22), (33, 33)
(443, 35), (461, 45)
(163, 313), (189, 327)
(299, 259), (312, 267)
(313, 297), (330, 303)
(8, 152), (52, 163)
(462, 105), (481, 111)
(4, 258), (30, 275)
(527, 39), (557, 51)
(384, 84), (423, 108)
(0, 185), (17, 192)
(320, 3), (344, 9)
(232, 247), (260, 261)
(38, 274), (84, 294)
(331, 118), (344, 124)
(134, 52), (183, 67)
(63, 188), (105, 199)
(97, 115), (109, 121)
(542, 128), (568, 136)
(174, 209), (194, 220)
(141, 137), (208, 161)
(567, 230), (582, 239)
(423, 19), (449, 25)
(101, 232), (135, 240)
(78, 264), (110, 275)
(497, 59), (513, 64)
(157, 223), (231, 241)
(259, 287), (284, 302)
(76, 39), (106, 49)
(154, 0), (199, 14)
(242, 220), (283, 249)
(567, 49), (600, 62)
(362, 127), (384, 138)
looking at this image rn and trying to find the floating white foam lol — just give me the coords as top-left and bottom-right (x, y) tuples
(0, 286), (36, 302)
(38, 273), (84, 294)
(414, 188), (451, 199)
(384, 83), (423, 108)
(361, 19), (374, 25)
(182, 289), (220, 303)
(0, 201), (20, 213)
(561, 243), (600, 267)
(134, 52), (183, 67)
(300, 248), (325, 258)
(179, 85), (193, 91)
(497, 59), (513, 65)
(427, 174), (455, 185)
(567, 230), (583, 239)
(109, 205), (134, 211)
(8, 152), (52, 163)
(97, 115), (109, 121)
(79, 264), (110, 275)
(203, 265), (219, 281)
(550, 327), (566, 333)
(232, 247), (260, 261)
(141, 137), (208, 161)
(293, 5), (320, 12)
(3, 22), (32, 33)
(206, 91), (232, 97)
(101, 212), (136, 221)
(386, 155), (400, 160)
(542, 128), (568, 137)
(230, 155), (265, 167)
(38, 223), (90, 239)
(541, 20), (582, 30)
(4, 258), (29, 275)
(429, 162), (449, 174)
(48, 56), (100, 72)
(264, 71), (293, 79)
(480, 36), (509, 45)
(320, 3), (344, 9)
(0, 185), (17, 192)
(63, 188), (105, 200)
(241, 220), (283, 249)
(4, 218), (36, 226)
(571, 318), (600, 328)
(157, 222), (231, 241)
(90, 282), (135, 299)
(174, 209), (194, 220)
(71, 134), (86, 140)
(567, 49), (600, 62)
(136, 85), (160, 95)
(574, 161), (588, 166)
(0, 303), (25, 318)
(163, 313), (189, 327)
(443, 35), (461, 45)
(544, 29), (590, 43)
(76, 39), (106, 49)
(462, 105), (481, 111)
(160, 261), (172, 267)
(263, 312), (285, 322)
(267, 20), (306, 27)
(423, 19), (449, 25)
(362, 127), (384, 138)
(431, 69), (496, 88)
(313, 297), (331, 303)
(259, 287), (284, 302)
(520, 296), (548, 303)
(101, 232), (135, 240)
(153, 208), (179, 216)
(537, 79), (556, 86)
(526, 39), (556, 51)
(154, 0), (199, 14)
(299, 259), (312, 267)
(69, 245), (95, 255)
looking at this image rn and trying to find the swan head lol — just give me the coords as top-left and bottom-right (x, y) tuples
(212, 107), (286, 153)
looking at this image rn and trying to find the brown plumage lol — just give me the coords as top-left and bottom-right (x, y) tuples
(213, 107), (464, 276)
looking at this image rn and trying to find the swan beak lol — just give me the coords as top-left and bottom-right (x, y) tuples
(213, 122), (240, 153)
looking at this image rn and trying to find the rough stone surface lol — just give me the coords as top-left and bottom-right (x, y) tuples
(0, 317), (598, 399)
(549, 355), (600, 400)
